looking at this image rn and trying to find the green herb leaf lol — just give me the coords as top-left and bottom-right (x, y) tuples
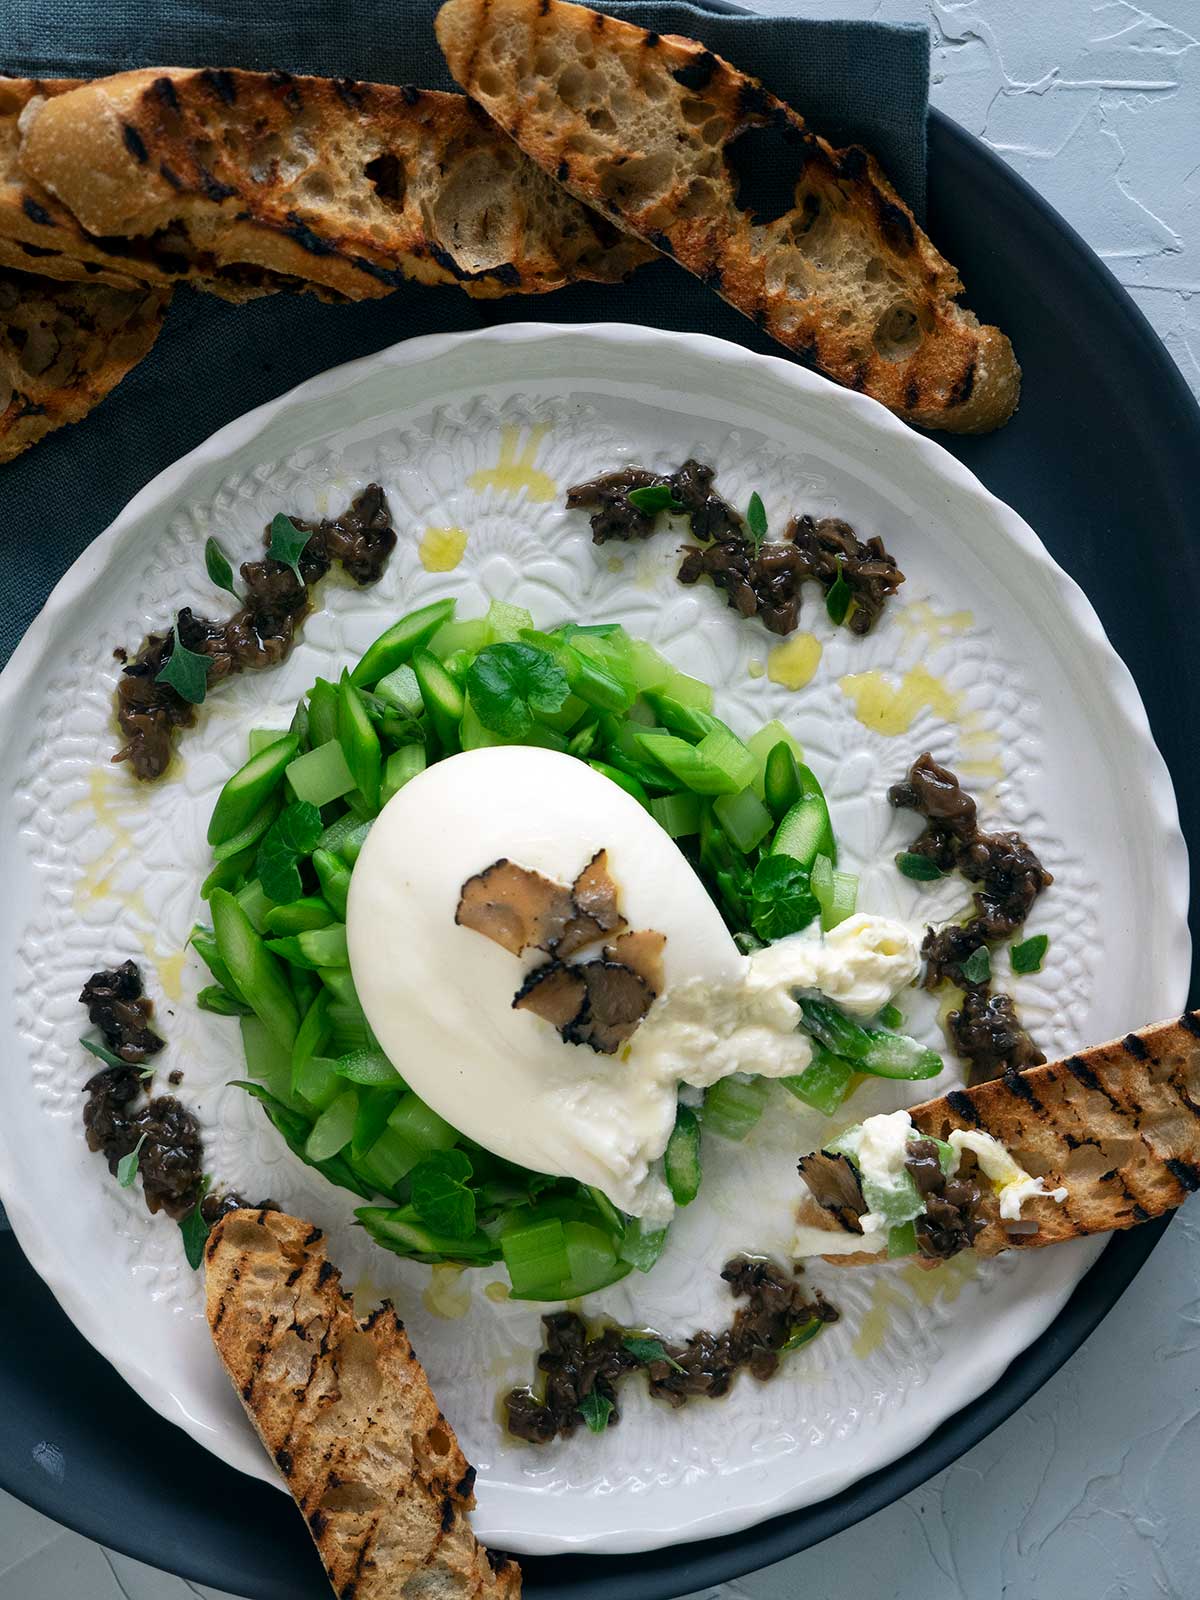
(895, 851), (946, 882)
(623, 1335), (686, 1374)
(746, 491), (768, 549)
(256, 800), (323, 904)
(750, 853), (821, 942)
(116, 1132), (147, 1189)
(961, 944), (992, 986)
(410, 1149), (476, 1240)
(179, 1176), (212, 1269)
(268, 513), (311, 582)
(466, 642), (570, 738)
(626, 483), (685, 516)
(1011, 933), (1049, 975)
(782, 1318), (824, 1353)
(825, 558), (852, 627)
(196, 984), (253, 1017)
(204, 536), (239, 599)
(156, 624), (210, 705)
(80, 1035), (126, 1070)
(578, 1388), (614, 1433)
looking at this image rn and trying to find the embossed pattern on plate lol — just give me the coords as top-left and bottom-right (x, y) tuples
(0, 326), (1187, 1557)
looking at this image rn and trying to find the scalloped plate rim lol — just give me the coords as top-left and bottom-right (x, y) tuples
(0, 322), (1189, 1556)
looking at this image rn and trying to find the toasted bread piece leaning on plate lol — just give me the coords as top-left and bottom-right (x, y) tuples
(436, 0), (1020, 432)
(205, 1208), (521, 1599)
(796, 1014), (1200, 1265)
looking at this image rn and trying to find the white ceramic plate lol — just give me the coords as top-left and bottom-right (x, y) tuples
(0, 324), (1188, 1556)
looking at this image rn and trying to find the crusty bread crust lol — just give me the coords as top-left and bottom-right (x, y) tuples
(799, 1014), (1200, 1265)
(436, 0), (1020, 433)
(0, 265), (168, 463)
(18, 68), (649, 303)
(205, 1209), (520, 1600)
(0, 78), (169, 292)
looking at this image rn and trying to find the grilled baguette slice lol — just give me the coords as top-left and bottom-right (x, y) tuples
(0, 265), (169, 463)
(0, 79), (148, 290)
(798, 1013), (1200, 1263)
(436, 0), (1019, 433)
(18, 68), (650, 303)
(205, 1209), (520, 1600)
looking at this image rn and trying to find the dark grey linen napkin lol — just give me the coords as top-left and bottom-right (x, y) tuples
(0, 1), (928, 666)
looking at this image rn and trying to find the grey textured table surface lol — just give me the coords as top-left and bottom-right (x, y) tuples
(4, 1), (1199, 1596)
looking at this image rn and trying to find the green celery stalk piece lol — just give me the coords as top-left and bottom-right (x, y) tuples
(381, 745), (427, 805)
(210, 888), (298, 1051)
(338, 679), (382, 811)
(648, 790), (702, 838)
(306, 1087), (359, 1160)
(211, 794), (281, 862)
(207, 735), (299, 849)
(664, 1104), (701, 1205)
(713, 786), (773, 852)
(264, 896), (334, 937)
(349, 599), (456, 688)
(635, 730), (740, 795)
(286, 740), (356, 808)
(312, 848), (351, 919)
(485, 598), (534, 643)
(588, 760), (650, 808)
(306, 678), (339, 747)
(771, 792), (835, 869)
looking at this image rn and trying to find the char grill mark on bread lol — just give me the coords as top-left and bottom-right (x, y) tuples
(205, 1209), (520, 1600)
(435, 0), (1021, 432)
(802, 1015), (1200, 1264)
(15, 67), (651, 303)
(0, 77), (177, 292)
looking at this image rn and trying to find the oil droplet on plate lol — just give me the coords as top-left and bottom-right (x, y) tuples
(894, 599), (973, 648)
(467, 423), (556, 502)
(767, 633), (822, 690)
(839, 666), (962, 736)
(422, 1262), (472, 1319)
(419, 526), (469, 573)
(747, 657), (765, 680)
(852, 1277), (905, 1359)
(484, 1279), (511, 1304)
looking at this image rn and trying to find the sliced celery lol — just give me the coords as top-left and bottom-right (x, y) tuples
(305, 1087), (358, 1160)
(696, 726), (757, 792)
(294, 1055), (342, 1114)
(627, 637), (673, 692)
(712, 787), (773, 852)
(348, 598), (456, 688)
(373, 662), (424, 718)
(485, 598), (534, 642)
(382, 745), (427, 805)
(747, 719), (804, 772)
(286, 740), (356, 807)
(660, 668), (713, 711)
(643, 692), (721, 743)
(635, 730), (740, 795)
(702, 1075), (770, 1141)
(780, 1044), (854, 1116)
(249, 727), (287, 755)
(589, 760), (650, 808)
(811, 853), (858, 929)
(430, 617), (492, 660)
(649, 791), (703, 838)
(235, 877), (273, 934)
(306, 678), (339, 748)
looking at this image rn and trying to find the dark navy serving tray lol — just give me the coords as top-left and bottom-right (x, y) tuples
(2, 84), (1198, 1600)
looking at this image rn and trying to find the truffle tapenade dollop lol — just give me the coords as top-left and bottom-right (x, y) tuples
(565, 459), (903, 637)
(114, 484), (396, 780)
(889, 752), (1051, 1083)
(504, 1254), (837, 1443)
